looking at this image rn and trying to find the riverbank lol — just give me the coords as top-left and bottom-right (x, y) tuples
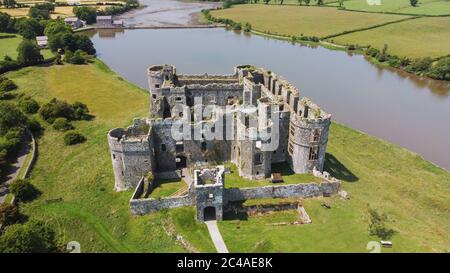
(207, 5), (450, 81)
(2, 59), (449, 252)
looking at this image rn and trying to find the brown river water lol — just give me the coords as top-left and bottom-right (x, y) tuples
(86, 0), (450, 171)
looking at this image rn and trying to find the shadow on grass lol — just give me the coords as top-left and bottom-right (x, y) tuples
(270, 162), (294, 176)
(223, 201), (249, 221)
(324, 153), (358, 182)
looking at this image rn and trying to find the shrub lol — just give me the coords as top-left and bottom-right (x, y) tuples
(368, 206), (396, 240)
(0, 203), (22, 226)
(426, 57), (450, 81)
(0, 220), (59, 253)
(52, 117), (73, 131)
(63, 131), (86, 145)
(9, 179), (40, 202)
(72, 101), (91, 120)
(18, 98), (40, 114)
(243, 22), (252, 32)
(0, 77), (17, 91)
(405, 57), (433, 74)
(365, 47), (379, 58)
(39, 98), (74, 123)
(0, 102), (28, 135)
(223, 0), (233, 9)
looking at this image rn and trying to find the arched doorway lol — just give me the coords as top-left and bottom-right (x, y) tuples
(204, 206), (216, 221)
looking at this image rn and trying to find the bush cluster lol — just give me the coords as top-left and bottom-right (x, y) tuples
(63, 131), (86, 146)
(39, 98), (91, 123)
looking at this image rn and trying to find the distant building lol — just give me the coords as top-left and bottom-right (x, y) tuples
(112, 20), (124, 28)
(35, 36), (48, 49)
(96, 16), (113, 28)
(64, 17), (85, 29)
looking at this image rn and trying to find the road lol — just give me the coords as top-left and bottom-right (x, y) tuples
(0, 137), (31, 204)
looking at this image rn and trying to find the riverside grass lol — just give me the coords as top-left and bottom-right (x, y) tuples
(3, 60), (450, 252)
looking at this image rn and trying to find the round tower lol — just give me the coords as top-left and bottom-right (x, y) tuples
(147, 64), (175, 93)
(108, 128), (126, 191)
(288, 98), (331, 173)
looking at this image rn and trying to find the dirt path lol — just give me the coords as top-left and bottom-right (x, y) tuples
(205, 220), (229, 253)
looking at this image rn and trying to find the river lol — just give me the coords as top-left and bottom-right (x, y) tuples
(87, 0), (450, 170)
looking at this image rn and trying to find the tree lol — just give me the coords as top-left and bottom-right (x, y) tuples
(264, 0), (270, 4)
(16, 39), (43, 65)
(44, 20), (72, 37)
(3, 0), (16, 8)
(73, 6), (97, 24)
(0, 203), (21, 226)
(297, 0), (302, 5)
(410, 0), (418, 7)
(39, 98), (75, 123)
(304, 0), (310, 5)
(28, 6), (50, 20)
(0, 12), (12, 32)
(0, 102), (27, 135)
(9, 179), (39, 202)
(14, 18), (43, 39)
(0, 220), (59, 253)
(63, 131), (86, 145)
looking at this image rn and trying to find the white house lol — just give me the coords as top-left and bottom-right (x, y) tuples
(35, 36), (48, 49)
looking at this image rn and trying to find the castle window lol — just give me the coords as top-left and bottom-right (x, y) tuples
(245, 116), (249, 128)
(176, 141), (184, 153)
(312, 129), (321, 143)
(121, 171), (124, 176)
(112, 154), (116, 159)
(201, 141), (207, 151)
(290, 126), (295, 137)
(308, 146), (319, 160)
(155, 84), (160, 88)
(175, 97), (182, 101)
(161, 144), (166, 152)
(254, 153), (262, 165)
(288, 142), (293, 155)
(165, 75), (169, 81)
(152, 94), (156, 99)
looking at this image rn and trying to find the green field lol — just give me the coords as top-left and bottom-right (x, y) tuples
(331, 16), (450, 58)
(4, 60), (450, 252)
(4, 62), (184, 252)
(0, 33), (54, 60)
(211, 5), (410, 38)
(339, 0), (450, 16)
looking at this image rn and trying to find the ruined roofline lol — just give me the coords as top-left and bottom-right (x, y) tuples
(108, 118), (152, 143)
(298, 97), (331, 121)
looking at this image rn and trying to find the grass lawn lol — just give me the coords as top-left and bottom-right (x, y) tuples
(0, 33), (22, 59)
(4, 61), (184, 252)
(217, 122), (450, 252)
(340, 0), (450, 16)
(0, 32), (54, 60)
(211, 5), (410, 38)
(331, 16), (450, 58)
(224, 162), (320, 188)
(149, 179), (187, 198)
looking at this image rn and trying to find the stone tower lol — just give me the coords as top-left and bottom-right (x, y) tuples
(288, 98), (331, 173)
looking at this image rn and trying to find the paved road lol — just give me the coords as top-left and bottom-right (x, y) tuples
(205, 220), (229, 253)
(0, 137), (30, 204)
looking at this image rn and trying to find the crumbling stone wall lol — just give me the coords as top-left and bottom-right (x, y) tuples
(224, 181), (340, 204)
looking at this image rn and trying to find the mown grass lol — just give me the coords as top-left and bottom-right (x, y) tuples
(224, 162), (320, 188)
(330, 16), (450, 58)
(4, 61), (184, 252)
(339, 0), (450, 16)
(217, 123), (450, 252)
(149, 179), (187, 198)
(211, 5), (410, 38)
(0, 32), (53, 60)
